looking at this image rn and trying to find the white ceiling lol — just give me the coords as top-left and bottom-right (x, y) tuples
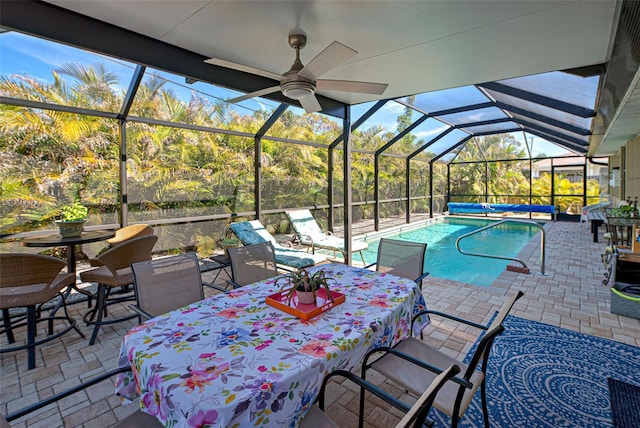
(47, 0), (618, 105)
(597, 67), (640, 155)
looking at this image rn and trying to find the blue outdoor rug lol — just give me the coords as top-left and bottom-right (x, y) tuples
(428, 315), (640, 427)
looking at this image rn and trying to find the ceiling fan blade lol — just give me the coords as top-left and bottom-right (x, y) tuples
(205, 58), (284, 81)
(299, 94), (322, 114)
(316, 79), (388, 95)
(226, 86), (281, 104)
(298, 41), (358, 80)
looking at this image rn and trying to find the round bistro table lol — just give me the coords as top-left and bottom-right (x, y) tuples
(22, 230), (115, 304)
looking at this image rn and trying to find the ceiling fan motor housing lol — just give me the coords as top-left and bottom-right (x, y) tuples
(281, 80), (315, 100)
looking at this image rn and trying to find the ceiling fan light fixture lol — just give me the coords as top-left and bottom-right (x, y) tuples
(281, 80), (315, 100)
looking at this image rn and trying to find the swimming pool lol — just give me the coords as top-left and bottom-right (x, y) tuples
(361, 217), (541, 286)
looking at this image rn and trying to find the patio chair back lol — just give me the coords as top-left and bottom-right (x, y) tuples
(1, 367), (161, 427)
(395, 364), (461, 428)
(228, 242), (278, 287)
(131, 252), (204, 318)
(606, 217), (635, 249)
(107, 224), (153, 246)
(375, 238), (427, 281)
(79, 234), (158, 345)
(300, 364), (460, 428)
(464, 290), (524, 379)
(364, 290), (524, 427)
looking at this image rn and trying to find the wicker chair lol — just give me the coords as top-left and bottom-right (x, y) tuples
(227, 242), (279, 288)
(366, 238), (429, 285)
(0, 254), (85, 370)
(91, 224), (154, 269)
(360, 291), (524, 428)
(80, 235), (158, 345)
(1, 366), (161, 427)
(130, 252), (204, 320)
(106, 224), (153, 247)
(299, 364), (460, 428)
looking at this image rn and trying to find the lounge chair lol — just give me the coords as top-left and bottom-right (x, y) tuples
(229, 220), (327, 270)
(285, 209), (368, 263)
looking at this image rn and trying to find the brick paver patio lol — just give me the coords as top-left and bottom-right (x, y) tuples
(1, 218), (638, 427)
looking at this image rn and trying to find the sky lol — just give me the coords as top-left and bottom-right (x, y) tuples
(1, 29), (570, 158)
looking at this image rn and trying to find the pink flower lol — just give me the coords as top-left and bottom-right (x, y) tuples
(259, 381), (273, 391)
(227, 289), (250, 298)
(188, 409), (218, 427)
(255, 339), (273, 351)
(314, 333), (333, 340)
(299, 339), (338, 358)
(181, 359), (230, 393)
(356, 281), (374, 289)
(252, 316), (285, 332)
(141, 374), (168, 421)
(217, 307), (246, 319)
(199, 352), (216, 359)
(368, 297), (391, 308)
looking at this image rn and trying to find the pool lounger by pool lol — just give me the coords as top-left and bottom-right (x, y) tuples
(448, 202), (556, 217)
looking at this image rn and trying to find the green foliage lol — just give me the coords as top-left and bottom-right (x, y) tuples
(276, 269), (335, 305)
(217, 237), (240, 248)
(609, 205), (638, 218)
(0, 61), (599, 241)
(59, 202), (88, 221)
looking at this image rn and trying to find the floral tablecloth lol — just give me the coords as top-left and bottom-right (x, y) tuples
(116, 263), (428, 427)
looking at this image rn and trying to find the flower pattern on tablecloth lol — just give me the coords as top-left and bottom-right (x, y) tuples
(116, 263), (428, 428)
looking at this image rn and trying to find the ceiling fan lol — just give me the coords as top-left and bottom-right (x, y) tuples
(205, 33), (388, 113)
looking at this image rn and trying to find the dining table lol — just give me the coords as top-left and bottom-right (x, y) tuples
(115, 263), (429, 428)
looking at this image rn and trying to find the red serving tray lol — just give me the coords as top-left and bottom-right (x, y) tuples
(266, 288), (345, 321)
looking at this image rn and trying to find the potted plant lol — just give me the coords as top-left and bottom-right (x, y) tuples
(56, 201), (88, 238)
(609, 205), (638, 218)
(277, 269), (335, 305)
(607, 205), (640, 227)
(217, 236), (241, 255)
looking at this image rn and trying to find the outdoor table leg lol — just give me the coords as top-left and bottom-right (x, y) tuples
(592, 220), (604, 243)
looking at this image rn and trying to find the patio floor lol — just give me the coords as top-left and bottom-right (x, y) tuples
(1, 218), (639, 427)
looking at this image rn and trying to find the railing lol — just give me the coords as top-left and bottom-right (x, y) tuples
(455, 219), (546, 275)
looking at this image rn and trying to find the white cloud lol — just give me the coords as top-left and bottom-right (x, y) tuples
(414, 125), (449, 139)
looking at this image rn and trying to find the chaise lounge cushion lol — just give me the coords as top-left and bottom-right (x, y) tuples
(229, 220), (326, 269)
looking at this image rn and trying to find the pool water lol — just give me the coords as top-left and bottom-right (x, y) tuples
(361, 217), (541, 286)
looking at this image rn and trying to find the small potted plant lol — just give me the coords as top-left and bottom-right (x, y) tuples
(217, 236), (241, 255)
(609, 205), (638, 218)
(277, 269), (335, 305)
(56, 201), (88, 238)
